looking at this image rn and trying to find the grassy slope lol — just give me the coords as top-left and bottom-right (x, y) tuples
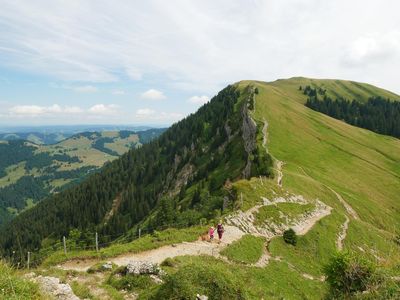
(0, 261), (47, 300)
(236, 78), (400, 276)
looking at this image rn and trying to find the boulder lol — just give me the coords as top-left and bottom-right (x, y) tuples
(33, 276), (79, 300)
(126, 261), (162, 275)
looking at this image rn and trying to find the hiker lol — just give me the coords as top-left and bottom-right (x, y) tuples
(217, 221), (224, 241)
(209, 226), (215, 242)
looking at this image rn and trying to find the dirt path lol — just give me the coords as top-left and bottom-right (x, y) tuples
(336, 215), (350, 250)
(262, 119), (268, 152)
(252, 243), (271, 267)
(326, 187), (359, 220)
(59, 226), (244, 272)
(292, 205), (332, 235)
(276, 160), (284, 187)
(261, 118), (284, 188)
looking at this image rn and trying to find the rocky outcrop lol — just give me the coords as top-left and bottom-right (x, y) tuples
(31, 275), (79, 300)
(241, 88), (257, 179)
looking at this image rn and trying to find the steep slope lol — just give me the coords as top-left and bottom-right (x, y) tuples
(0, 86), (273, 262)
(0, 129), (164, 226)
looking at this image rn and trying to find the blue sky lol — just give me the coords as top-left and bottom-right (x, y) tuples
(0, 0), (399, 126)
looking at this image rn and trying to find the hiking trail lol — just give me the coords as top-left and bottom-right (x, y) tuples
(336, 215), (350, 250)
(59, 226), (244, 272)
(261, 118), (284, 188)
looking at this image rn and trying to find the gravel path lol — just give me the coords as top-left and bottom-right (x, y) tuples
(59, 226), (244, 272)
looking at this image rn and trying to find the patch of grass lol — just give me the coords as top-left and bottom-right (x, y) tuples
(255, 202), (315, 226)
(42, 226), (207, 266)
(254, 205), (280, 225)
(71, 280), (96, 299)
(269, 211), (344, 276)
(232, 178), (285, 211)
(107, 273), (155, 294)
(142, 255), (327, 300)
(221, 234), (265, 264)
(0, 261), (46, 300)
(0, 162), (26, 188)
(100, 283), (125, 300)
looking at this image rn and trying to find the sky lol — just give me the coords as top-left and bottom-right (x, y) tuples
(0, 0), (398, 126)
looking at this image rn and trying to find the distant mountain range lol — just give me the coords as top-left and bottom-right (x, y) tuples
(0, 128), (165, 226)
(0, 125), (162, 145)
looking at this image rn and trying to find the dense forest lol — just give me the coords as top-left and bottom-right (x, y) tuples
(302, 86), (400, 138)
(0, 85), (273, 262)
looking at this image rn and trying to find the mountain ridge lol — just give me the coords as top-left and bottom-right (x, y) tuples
(0, 78), (399, 280)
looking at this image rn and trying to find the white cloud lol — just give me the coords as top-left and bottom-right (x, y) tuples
(88, 104), (119, 115)
(135, 108), (183, 121)
(188, 95), (209, 105)
(112, 89), (125, 95)
(140, 89), (166, 100)
(136, 108), (155, 116)
(64, 106), (84, 113)
(9, 105), (46, 116)
(343, 32), (400, 67)
(73, 85), (98, 93)
(125, 68), (142, 80)
(9, 104), (83, 116)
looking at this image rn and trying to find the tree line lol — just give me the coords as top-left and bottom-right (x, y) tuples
(302, 86), (400, 139)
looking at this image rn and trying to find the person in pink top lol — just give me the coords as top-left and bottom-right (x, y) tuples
(209, 226), (215, 242)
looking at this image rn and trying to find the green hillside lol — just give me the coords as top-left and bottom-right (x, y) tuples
(0, 78), (399, 299)
(0, 129), (164, 226)
(238, 78), (400, 273)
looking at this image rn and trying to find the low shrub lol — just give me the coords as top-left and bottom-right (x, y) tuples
(283, 228), (297, 246)
(324, 252), (379, 298)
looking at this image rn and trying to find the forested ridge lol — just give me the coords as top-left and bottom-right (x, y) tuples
(302, 85), (400, 138)
(0, 85), (273, 262)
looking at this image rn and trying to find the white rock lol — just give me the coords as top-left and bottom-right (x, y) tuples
(33, 276), (79, 300)
(126, 261), (162, 275)
(102, 261), (113, 270)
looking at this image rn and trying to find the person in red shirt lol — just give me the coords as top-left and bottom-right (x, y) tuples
(217, 221), (224, 241)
